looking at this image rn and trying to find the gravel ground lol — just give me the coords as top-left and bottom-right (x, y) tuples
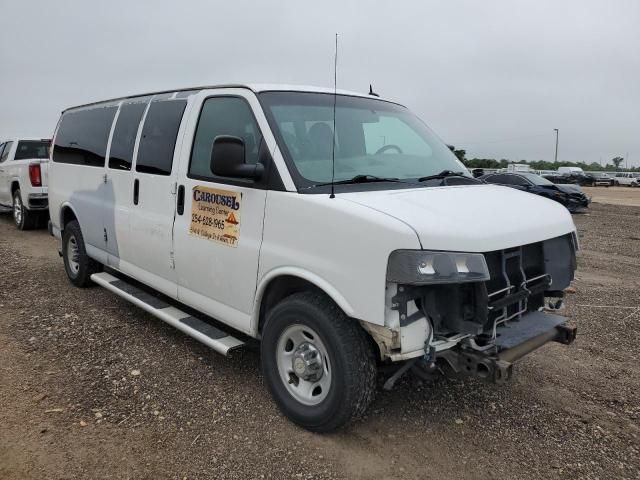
(582, 186), (640, 207)
(1, 202), (639, 480)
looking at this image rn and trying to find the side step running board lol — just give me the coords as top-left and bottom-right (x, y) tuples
(91, 272), (244, 355)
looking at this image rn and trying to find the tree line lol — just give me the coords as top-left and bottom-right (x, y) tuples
(451, 149), (638, 172)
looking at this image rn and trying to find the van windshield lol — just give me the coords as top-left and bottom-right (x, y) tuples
(259, 92), (467, 190)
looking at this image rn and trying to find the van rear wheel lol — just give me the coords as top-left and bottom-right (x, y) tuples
(62, 220), (101, 288)
(261, 291), (377, 432)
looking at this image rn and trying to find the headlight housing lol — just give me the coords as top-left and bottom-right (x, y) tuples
(386, 250), (490, 285)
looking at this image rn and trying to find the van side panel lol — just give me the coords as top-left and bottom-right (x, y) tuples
(50, 106), (118, 251)
(255, 191), (420, 331)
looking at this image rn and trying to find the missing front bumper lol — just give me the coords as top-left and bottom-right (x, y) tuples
(435, 311), (577, 384)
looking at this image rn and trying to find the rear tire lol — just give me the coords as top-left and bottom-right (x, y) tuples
(12, 189), (37, 230)
(62, 220), (101, 287)
(261, 291), (377, 432)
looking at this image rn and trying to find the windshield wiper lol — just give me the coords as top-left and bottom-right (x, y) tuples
(311, 175), (410, 188)
(418, 170), (467, 182)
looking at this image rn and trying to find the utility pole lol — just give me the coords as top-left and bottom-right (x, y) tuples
(553, 129), (559, 163)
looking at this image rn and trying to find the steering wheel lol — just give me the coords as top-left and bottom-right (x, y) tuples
(375, 144), (403, 155)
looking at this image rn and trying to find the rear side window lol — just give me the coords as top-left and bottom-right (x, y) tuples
(136, 100), (187, 176)
(508, 175), (530, 186)
(189, 96), (262, 180)
(484, 174), (506, 184)
(108, 102), (147, 171)
(53, 107), (118, 167)
(14, 140), (50, 160)
(0, 141), (13, 162)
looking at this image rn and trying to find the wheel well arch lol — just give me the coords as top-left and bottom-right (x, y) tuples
(10, 181), (20, 195)
(255, 273), (382, 361)
(60, 205), (78, 230)
(255, 272), (354, 335)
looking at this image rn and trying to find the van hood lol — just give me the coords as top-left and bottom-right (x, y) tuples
(341, 184), (576, 252)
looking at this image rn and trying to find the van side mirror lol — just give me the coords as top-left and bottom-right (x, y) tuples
(210, 135), (264, 180)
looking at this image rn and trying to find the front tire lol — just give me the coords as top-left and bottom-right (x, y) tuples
(12, 189), (37, 230)
(261, 292), (377, 432)
(62, 220), (101, 287)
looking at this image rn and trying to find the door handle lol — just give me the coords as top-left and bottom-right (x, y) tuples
(177, 185), (185, 215)
(133, 179), (139, 205)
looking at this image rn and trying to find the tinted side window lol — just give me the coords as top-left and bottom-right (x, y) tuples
(53, 107), (117, 166)
(136, 100), (187, 176)
(15, 140), (50, 160)
(0, 141), (13, 162)
(189, 97), (262, 180)
(0, 143), (5, 162)
(484, 174), (507, 184)
(108, 102), (147, 171)
(508, 175), (530, 186)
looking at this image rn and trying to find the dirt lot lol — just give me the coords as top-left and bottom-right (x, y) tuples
(583, 186), (640, 207)
(1, 203), (639, 480)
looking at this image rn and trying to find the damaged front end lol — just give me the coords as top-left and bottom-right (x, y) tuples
(373, 232), (578, 388)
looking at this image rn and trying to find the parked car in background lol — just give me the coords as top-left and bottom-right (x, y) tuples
(541, 171), (595, 186)
(480, 172), (590, 212)
(0, 138), (51, 229)
(594, 173), (614, 187)
(614, 172), (639, 187)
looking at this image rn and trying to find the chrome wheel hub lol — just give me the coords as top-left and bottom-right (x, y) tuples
(276, 324), (332, 406)
(67, 235), (80, 275)
(292, 342), (324, 382)
(13, 195), (22, 225)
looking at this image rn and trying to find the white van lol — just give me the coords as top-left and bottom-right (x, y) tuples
(558, 166), (584, 175)
(48, 84), (578, 431)
(506, 163), (531, 173)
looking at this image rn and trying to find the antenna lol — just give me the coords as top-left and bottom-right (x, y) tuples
(330, 33), (338, 199)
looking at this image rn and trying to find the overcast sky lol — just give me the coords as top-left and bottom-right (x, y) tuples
(1, 0), (638, 166)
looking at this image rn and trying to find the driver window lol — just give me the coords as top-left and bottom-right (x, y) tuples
(189, 97), (262, 180)
(0, 141), (12, 162)
(362, 116), (432, 156)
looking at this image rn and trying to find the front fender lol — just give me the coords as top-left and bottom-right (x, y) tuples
(251, 266), (355, 335)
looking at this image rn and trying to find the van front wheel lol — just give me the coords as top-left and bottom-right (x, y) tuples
(62, 220), (101, 288)
(261, 292), (377, 432)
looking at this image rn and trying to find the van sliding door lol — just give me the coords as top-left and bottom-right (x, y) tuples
(120, 98), (189, 298)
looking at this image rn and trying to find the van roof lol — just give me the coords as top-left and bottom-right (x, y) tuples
(64, 83), (402, 112)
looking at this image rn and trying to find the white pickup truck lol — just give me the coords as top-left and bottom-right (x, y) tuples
(614, 172), (639, 187)
(0, 138), (51, 229)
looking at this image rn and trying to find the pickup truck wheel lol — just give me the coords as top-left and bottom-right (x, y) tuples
(62, 220), (101, 287)
(12, 189), (37, 230)
(261, 291), (377, 432)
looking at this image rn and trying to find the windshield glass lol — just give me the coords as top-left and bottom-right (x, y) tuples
(259, 92), (467, 189)
(15, 140), (50, 160)
(520, 172), (553, 186)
